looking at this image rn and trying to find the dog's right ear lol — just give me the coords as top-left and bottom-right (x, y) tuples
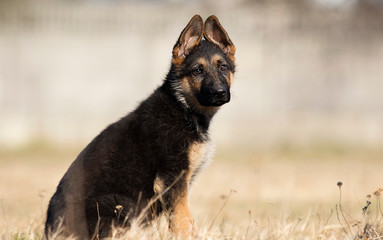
(204, 15), (235, 61)
(172, 15), (203, 65)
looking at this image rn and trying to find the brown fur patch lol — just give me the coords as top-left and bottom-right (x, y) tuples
(227, 72), (234, 87)
(180, 77), (219, 116)
(172, 52), (185, 65)
(213, 55), (234, 89)
(153, 176), (165, 194)
(172, 141), (213, 236)
(180, 77), (194, 98)
(204, 15), (236, 62)
(226, 45), (236, 62)
(187, 141), (212, 179)
(172, 15), (203, 66)
(212, 54), (222, 66)
(211, 54), (234, 87)
(171, 58), (183, 66)
(170, 141), (213, 237)
(182, 76), (201, 93)
(197, 57), (207, 67)
(152, 176), (165, 217)
(171, 190), (194, 237)
(172, 36), (202, 66)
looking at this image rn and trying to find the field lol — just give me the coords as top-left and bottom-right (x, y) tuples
(0, 144), (382, 239)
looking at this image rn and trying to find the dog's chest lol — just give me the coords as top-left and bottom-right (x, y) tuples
(187, 140), (214, 182)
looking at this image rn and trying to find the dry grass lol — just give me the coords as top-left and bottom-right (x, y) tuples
(0, 144), (382, 239)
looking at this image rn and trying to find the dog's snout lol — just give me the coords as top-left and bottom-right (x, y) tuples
(214, 89), (226, 98)
(198, 84), (230, 107)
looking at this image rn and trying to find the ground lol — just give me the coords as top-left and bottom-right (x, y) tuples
(0, 143), (382, 239)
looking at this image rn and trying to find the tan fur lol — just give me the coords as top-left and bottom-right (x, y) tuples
(172, 54), (184, 65)
(180, 77), (219, 116)
(187, 141), (214, 182)
(227, 72), (234, 87)
(153, 177), (165, 194)
(180, 77), (194, 103)
(181, 76), (201, 93)
(154, 174), (194, 237)
(172, 15), (203, 66)
(170, 189), (194, 237)
(170, 141), (213, 237)
(226, 45), (236, 62)
(197, 57), (207, 67)
(212, 54), (222, 66)
(211, 54), (234, 87)
(204, 15), (236, 61)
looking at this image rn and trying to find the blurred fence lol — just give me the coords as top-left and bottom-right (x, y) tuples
(0, 0), (383, 149)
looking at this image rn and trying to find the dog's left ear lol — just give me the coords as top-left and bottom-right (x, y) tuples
(204, 15), (236, 60)
(172, 15), (203, 64)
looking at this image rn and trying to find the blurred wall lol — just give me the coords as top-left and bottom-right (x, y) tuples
(0, 0), (382, 149)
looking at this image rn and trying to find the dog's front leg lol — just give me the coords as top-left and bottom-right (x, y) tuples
(170, 184), (194, 237)
(154, 172), (194, 237)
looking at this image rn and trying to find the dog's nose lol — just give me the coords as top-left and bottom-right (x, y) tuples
(214, 90), (226, 98)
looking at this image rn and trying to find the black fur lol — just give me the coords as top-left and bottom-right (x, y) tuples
(45, 15), (235, 239)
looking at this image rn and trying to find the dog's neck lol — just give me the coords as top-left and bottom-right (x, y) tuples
(160, 76), (217, 136)
(187, 109), (212, 136)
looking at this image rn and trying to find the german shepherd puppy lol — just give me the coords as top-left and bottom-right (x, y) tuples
(45, 14), (235, 239)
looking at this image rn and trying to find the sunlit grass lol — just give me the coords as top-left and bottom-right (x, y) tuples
(0, 143), (382, 239)
(3, 187), (383, 240)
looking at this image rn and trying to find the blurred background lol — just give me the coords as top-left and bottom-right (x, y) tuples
(0, 0), (383, 235)
(1, 0), (382, 151)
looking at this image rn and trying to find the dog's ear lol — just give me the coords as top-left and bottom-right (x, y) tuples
(172, 15), (203, 64)
(204, 15), (235, 60)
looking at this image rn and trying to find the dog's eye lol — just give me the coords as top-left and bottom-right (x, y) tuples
(219, 64), (228, 72)
(192, 68), (202, 76)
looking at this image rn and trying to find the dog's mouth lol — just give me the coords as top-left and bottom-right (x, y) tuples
(209, 99), (230, 106)
(198, 94), (230, 107)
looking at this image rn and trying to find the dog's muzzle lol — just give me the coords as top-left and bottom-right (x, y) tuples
(199, 87), (230, 106)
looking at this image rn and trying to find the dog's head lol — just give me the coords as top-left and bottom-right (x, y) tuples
(170, 15), (236, 115)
